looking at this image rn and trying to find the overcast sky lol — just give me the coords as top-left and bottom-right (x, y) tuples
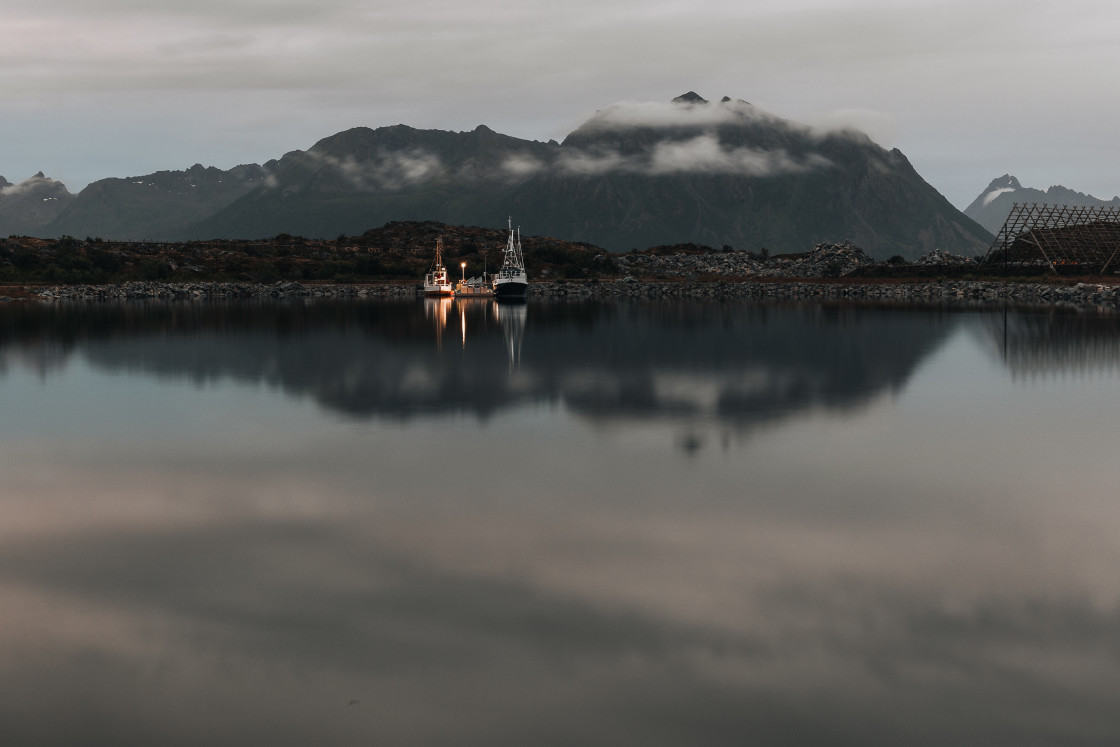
(3, 0), (1119, 209)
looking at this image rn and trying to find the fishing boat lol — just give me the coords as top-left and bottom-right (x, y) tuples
(492, 218), (529, 300)
(423, 237), (454, 296)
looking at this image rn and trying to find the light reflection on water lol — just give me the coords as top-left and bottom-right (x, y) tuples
(1, 299), (1119, 745)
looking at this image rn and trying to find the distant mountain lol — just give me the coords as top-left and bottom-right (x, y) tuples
(188, 124), (557, 242)
(0, 172), (74, 236)
(191, 94), (989, 259)
(3, 94), (993, 259)
(501, 93), (991, 258)
(964, 174), (1120, 234)
(49, 163), (275, 240)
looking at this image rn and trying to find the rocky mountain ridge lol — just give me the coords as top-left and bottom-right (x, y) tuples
(0, 172), (75, 236)
(964, 174), (1120, 234)
(3, 93), (993, 260)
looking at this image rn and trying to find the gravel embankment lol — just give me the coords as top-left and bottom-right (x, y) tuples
(18, 278), (1120, 313)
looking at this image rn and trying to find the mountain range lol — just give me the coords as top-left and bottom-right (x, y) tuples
(2, 93), (993, 259)
(964, 175), (1120, 234)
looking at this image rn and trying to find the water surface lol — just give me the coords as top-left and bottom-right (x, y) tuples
(1, 298), (1118, 745)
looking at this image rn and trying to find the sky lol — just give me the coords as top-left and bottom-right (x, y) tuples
(3, 0), (1120, 210)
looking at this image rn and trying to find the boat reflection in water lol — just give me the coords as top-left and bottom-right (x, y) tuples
(493, 300), (525, 369)
(425, 296), (526, 369)
(424, 296), (453, 349)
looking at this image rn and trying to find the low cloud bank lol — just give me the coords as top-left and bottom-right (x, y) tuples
(500, 153), (547, 176)
(0, 173), (63, 197)
(579, 97), (776, 131)
(263, 96), (850, 188)
(285, 148), (446, 192)
(557, 135), (832, 177)
(581, 96), (889, 145)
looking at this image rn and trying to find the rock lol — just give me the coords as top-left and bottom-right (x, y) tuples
(613, 240), (874, 279)
(912, 249), (977, 266)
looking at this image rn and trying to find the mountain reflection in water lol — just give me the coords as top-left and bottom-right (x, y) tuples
(1, 298), (951, 434)
(2, 300), (1120, 746)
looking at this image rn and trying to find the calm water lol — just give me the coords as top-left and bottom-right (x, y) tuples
(1, 298), (1119, 745)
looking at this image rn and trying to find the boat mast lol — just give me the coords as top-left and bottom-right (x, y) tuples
(504, 217), (523, 270)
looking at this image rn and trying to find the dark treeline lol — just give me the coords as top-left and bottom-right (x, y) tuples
(0, 222), (614, 285)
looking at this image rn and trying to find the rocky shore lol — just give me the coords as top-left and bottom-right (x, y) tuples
(31, 281), (417, 301)
(16, 277), (1120, 312)
(617, 241), (884, 278)
(14, 236), (1114, 313)
(542, 279), (1120, 311)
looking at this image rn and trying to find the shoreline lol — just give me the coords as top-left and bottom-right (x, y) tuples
(10, 278), (1120, 313)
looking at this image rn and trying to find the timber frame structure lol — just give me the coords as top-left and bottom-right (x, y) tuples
(981, 203), (1120, 273)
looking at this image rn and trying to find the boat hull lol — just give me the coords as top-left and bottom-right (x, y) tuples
(493, 280), (529, 300)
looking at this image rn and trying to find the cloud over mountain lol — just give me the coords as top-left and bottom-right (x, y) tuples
(288, 148), (446, 192)
(555, 135), (831, 177)
(577, 96), (773, 131)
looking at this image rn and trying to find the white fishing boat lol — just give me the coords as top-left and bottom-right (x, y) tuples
(492, 218), (528, 300)
(423, 237), (454, 297)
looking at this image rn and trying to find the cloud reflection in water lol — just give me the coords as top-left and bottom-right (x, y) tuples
(1, 300), (1119, 745)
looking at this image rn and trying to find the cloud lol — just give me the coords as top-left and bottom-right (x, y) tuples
(3, 0), (1119, 207)
(577, 98), (894, 154)
(982, 186), (1017, 206)
(556, 135), (832, 178)
(806, 108), (897, 147)
(295, 148), (445, 191)
(0, 173), (57, 197)
(555, 147), (629, 176)
(578, 97), (780, 132)
(557, 97), (839, 177)
(648, 135), (832, 176)
(374, 150), (443, 187)
(500, 154), (547, 176)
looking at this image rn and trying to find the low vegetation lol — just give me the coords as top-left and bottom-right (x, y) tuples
(4, 222), (1116, 289)
(0, 222), (615, 285)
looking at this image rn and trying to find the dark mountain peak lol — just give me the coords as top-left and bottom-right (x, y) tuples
(672, 91), (708, 105)
(962, 174), (1120, 233)
(474, 124), (493, 133)
(0, 171), (74, 235)
(985, 174), (1021, 192)
(307, 125), (414, 157)
(889, 148), (912, 166)
(9, 171), (68, 192)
